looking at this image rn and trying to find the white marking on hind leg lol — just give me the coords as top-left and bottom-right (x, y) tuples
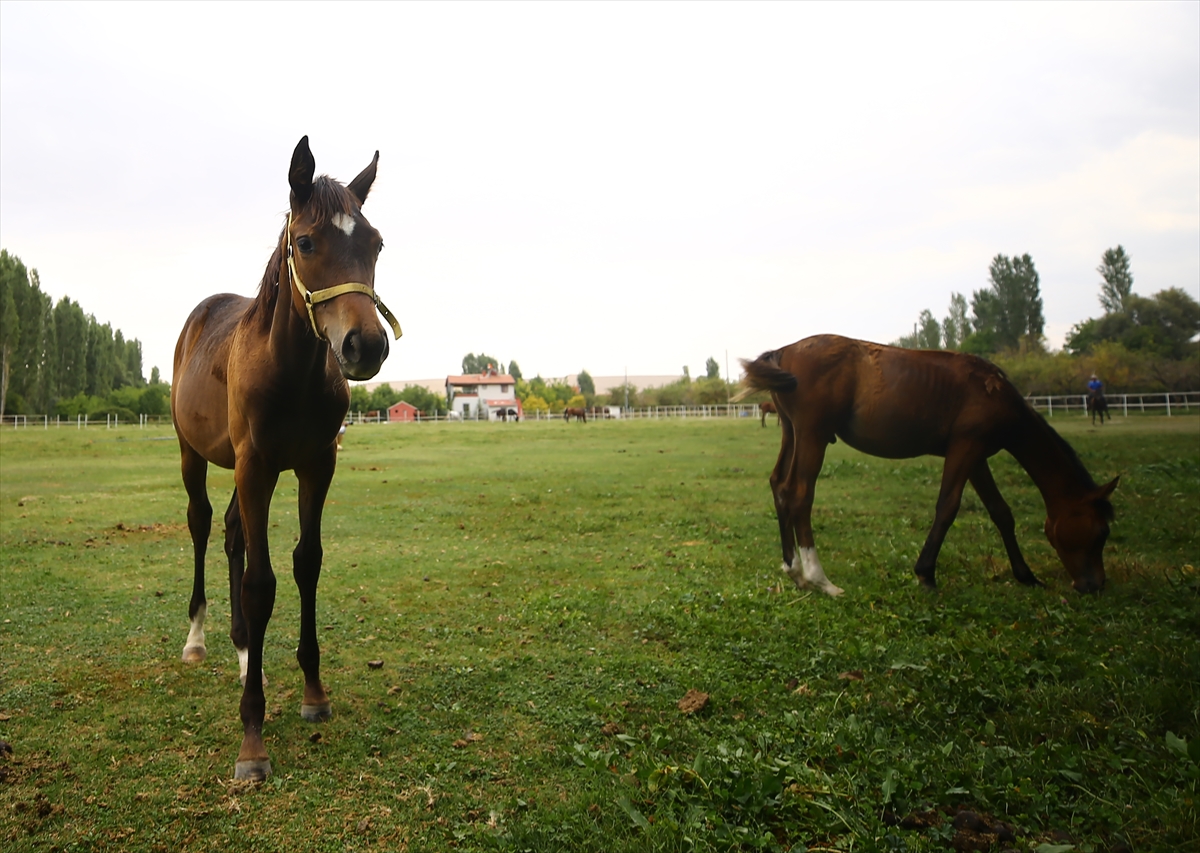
(182, 604), (207, 661)
(237, 647), (268, 687)
(793, 547), (844, 597)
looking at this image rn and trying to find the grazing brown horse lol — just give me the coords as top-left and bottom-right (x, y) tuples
(760, 400), (777, 427)
(563, 407), (588, 423)
(741, 335), (1117, 596)
(171, 137), (400, 780)
(1087, 391), (1110, 425)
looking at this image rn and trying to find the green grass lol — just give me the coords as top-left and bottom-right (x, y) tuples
(1, 415), (1197, 852)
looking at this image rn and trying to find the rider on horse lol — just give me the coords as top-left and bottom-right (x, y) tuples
(1087, 373), (1103, 402)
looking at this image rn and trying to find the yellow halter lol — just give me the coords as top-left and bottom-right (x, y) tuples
(285, 212), (402, 342)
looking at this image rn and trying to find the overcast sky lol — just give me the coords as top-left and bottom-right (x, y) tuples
(1, 1), (1197, 386)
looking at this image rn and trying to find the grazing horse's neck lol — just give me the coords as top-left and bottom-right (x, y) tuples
(1005, 405), (1095, 510)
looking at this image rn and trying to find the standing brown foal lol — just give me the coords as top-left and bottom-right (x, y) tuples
(741, 335), (1116, 596)
(171, 137), (400, 780)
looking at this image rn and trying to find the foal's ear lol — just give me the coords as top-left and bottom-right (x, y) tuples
(348, 151), (379, 205)
(1095, 477), (1119, 500)
(289, 136), (316, 208)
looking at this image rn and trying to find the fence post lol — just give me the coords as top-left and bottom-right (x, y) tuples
(1048, 396), (1053, 417)
(1122, 394), (1127, 418)
(1166, 393), (1171, 417)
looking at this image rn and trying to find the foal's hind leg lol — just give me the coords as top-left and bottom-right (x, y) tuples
(968, 460), (1041, 586)
(769, 406), (797, 572)
(782, 432), (842, 596)
(223, 490), (265, 686)
(181, 445), (212, 662)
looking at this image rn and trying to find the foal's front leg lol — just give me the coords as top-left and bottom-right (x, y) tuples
(913, 444), (980, 588)
(232, 459), (279, 781)
(294, 452), (336, 722)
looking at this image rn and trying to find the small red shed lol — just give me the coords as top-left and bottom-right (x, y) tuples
(387, 401), (419, 422)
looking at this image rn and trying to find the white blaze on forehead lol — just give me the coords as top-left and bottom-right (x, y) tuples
(331, 212), (356, 237)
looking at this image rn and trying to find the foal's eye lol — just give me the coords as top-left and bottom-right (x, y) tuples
(296, 236), (315, 254)
(377, 241), (385, 254)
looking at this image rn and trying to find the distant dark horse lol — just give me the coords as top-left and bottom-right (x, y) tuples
(1087, 391), (1110, 425)
(171, 137), (401, 780)
(760, 400), (777, 427)
(741, 335), (1117, 596)
(563, 407), (588, 423)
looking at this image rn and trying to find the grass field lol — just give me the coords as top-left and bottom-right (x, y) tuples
(1, 414), (1197, 852)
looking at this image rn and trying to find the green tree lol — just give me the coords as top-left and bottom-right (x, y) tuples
(507, 360), (522, 381)
(1098, 245), (1134, 314)
(1090, 289), (1199, 359)
(349, 385), (371, 413)
(966, 254), (1044, 352)
(461, 353), (501, 375)
(54, 297), (88, 399)
(607, 382), (636, 409)
(577, 369), (595, 396)
(916, 310), (941, 349)
(705, 357), (720, 379)
(368, 383), (401, 411)
(398, 384), (446, 416)
(942, 292), (969, 350)
(0, 253), (21, 415)
(523, 394), (549, 416)
(150, 366), (161, 385)
(85, 318), (116, 397)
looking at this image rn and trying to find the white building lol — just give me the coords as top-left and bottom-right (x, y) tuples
(445, 365), (523, 421)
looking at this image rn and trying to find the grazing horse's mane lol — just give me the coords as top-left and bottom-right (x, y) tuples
(1026, 404), (1115, 521)
(249, 175), (362, 321)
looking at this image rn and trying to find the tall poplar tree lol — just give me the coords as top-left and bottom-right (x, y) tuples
(1098, 245), (1133, 314)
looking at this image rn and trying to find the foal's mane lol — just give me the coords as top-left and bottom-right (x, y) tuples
(248, 176), (362, 322)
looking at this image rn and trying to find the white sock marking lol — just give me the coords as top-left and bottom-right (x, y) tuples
(331, 212), (356, 236)
(237, 646), (267, 686)
(184, 604), (206, 652)
(782, 548), (844, 597)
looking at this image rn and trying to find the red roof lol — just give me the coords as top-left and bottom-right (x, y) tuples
(446, 374), (515, 385)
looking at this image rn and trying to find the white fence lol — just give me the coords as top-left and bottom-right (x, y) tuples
(1024, 391), (1199, 418)
(0, 413), (168, 429)
(3, 392), (1197, 429)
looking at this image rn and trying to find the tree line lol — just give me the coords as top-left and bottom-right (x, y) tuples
(348, 353), (738, 417)
(894, 247), (1199, 394)
(0, 250), (169, 418)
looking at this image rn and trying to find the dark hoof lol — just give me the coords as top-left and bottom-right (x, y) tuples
(234, 758), (272, 781)
(301, 702), (332, 722)
(916, 575), (937, 591)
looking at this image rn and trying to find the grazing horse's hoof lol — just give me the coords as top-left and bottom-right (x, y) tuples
(300, 702), (332, 722)
(181, 644), (207, 663)
(233, 758), (272, 781)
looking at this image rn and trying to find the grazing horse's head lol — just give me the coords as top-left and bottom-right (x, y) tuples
(1044, 477), (1118, 593)
(285, 136), (397, 381)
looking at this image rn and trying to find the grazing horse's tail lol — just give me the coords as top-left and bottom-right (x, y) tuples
(738, 350), (798, 396)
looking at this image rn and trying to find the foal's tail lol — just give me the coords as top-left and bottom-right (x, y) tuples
(737, 350), (798, 398)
